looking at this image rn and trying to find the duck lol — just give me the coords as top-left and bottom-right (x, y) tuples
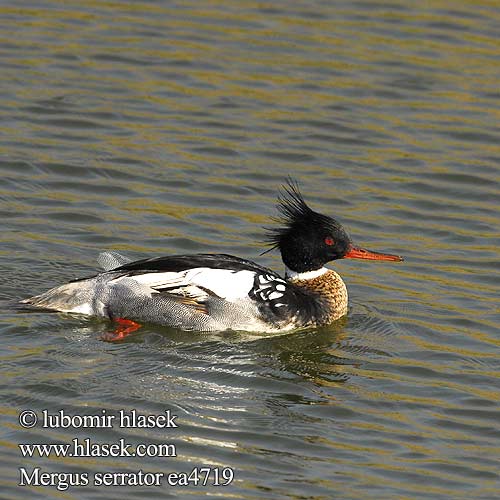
(21, 180), (403, 339)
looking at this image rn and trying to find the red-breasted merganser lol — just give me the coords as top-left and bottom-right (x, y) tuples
(22, 181), (403, 338)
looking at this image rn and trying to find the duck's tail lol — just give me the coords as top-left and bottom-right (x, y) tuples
(20, 278), (100, 316)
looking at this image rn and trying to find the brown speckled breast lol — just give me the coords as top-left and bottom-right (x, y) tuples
(289, 269), (348, 324)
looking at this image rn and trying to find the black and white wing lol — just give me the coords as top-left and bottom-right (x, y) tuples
(108, 253), (275, 304)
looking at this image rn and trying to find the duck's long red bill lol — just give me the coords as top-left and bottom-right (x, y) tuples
(343, 246), (403, 262)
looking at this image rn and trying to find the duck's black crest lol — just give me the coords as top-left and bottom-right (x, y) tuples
(263, 178), (346, 253)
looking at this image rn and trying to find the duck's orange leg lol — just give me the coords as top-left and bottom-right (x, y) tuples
(101, 318), (142, 342)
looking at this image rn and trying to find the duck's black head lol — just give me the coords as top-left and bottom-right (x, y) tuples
(264, 180), (403, 273)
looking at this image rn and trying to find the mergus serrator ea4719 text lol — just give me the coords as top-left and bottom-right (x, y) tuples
(22, 181), (403, 338)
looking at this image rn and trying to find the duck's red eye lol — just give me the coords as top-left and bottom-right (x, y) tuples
(324, 237), (335, 246)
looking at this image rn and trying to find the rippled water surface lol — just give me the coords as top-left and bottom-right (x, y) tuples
(1, 1), (499, 499)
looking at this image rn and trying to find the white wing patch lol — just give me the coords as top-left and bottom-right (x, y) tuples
(111, 268), (257, 302)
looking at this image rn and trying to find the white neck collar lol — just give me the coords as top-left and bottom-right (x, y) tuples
(285, 266), (329, 281)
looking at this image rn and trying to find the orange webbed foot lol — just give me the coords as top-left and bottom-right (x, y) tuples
(101, 318), (142, 342)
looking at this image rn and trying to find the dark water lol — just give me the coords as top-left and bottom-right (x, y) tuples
(1, 1), (499, 499)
